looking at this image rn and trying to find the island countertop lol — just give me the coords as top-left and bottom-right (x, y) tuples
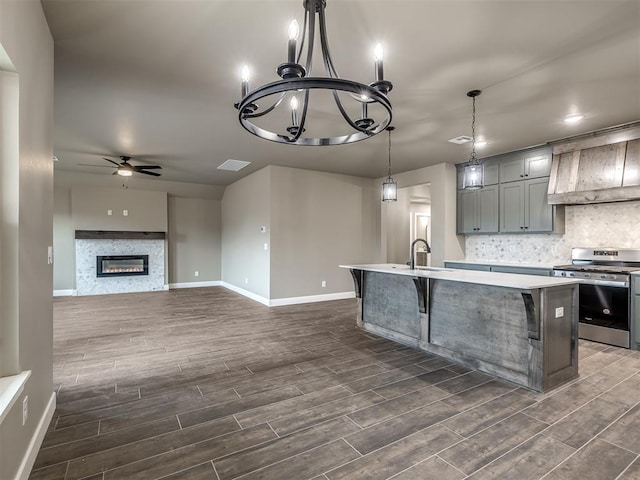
(340, 263), (580, 290)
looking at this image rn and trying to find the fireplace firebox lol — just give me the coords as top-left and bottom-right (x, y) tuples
(97, 255), (149, 277)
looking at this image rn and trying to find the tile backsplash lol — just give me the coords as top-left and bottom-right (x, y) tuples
(465, 200), (640, 264)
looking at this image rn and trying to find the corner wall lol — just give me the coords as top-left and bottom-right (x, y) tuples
(269, 166), (379, 300)
(381, 162), (463, 266)
(0, 1), (55, 478)
(221, 167), (271, 300)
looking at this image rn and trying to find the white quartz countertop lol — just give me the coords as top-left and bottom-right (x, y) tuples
(443, 259), (558, 269)
(340, 263), (580, 289)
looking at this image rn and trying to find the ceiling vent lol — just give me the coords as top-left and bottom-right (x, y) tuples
(217, 159), (251, 171)
(448, 135), (472, 145)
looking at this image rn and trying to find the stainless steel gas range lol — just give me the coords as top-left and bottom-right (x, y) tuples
(553, 248), (640, 348)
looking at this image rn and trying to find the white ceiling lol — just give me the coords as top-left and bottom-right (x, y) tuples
(42, 0), (640, 186)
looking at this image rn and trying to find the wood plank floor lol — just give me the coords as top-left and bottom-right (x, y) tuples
(31, 287), (640, 480)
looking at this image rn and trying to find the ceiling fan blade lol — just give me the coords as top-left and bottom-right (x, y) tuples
(135, 165), (162, 170)
(103, 157), (121, 166)
(137, 170), (161, 177)
(77, 163), (115, 168)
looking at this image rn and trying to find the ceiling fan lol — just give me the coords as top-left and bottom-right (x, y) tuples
(78, 156), (162, 177)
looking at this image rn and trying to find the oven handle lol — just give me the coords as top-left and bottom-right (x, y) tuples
(576, 279), (629, 288)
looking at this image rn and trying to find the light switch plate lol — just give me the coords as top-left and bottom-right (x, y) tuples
(47, 246), (53, 265)
(123, 209), (128, 216)
(555, 307), (564, 318)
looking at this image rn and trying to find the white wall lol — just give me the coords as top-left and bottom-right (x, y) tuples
(269, 166), (379, 299)
(465, 200), (640, 264)
(221, 167), (271, 299)
(0, 1), (54, 478)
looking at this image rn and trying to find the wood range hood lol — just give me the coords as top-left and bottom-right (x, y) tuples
(547, 122), (640, 205)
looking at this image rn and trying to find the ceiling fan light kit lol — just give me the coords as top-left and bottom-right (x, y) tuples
(234, 0), (392, 146)
(78, 156), (162, 177)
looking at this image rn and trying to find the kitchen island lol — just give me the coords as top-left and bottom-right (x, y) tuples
(341, 264), (580, 392)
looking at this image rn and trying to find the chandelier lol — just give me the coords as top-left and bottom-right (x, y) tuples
(462, 89), (484, 190)
(234, 0), (393, 146)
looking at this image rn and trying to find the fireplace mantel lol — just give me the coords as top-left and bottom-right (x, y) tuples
(75, 230), (166, 240)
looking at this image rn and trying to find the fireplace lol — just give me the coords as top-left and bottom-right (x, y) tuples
(97, 255), (149, 277)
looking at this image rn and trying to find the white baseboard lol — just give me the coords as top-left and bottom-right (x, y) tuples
(220, 283), (354, 307)
(220, 282), (270, 306)
(269, 291), (355, 307)
(53, 289), (76, 297)
(15, 391), (56, 480)
(169, 281), (222, 289)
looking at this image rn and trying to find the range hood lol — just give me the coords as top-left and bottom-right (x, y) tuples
(547, 122), (640, 205)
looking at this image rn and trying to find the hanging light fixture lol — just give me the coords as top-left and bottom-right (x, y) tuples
(462, 89), (484, 190)
(382, 126), (397, 202)
(234, 0), (392, 146)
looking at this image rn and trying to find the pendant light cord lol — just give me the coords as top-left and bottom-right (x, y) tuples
(470, 95), (477, 163)
(387, 128), (392, 178)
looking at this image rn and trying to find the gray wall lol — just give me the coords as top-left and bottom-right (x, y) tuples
(71, 186), (168, 232)
(0, 1), (54, 478)
(221, 167), (271, 299)
(168, 196), (221, 284)
(269, 166), (379, 299)
(380, 162), (463, 266)
(53, 171), (224, 290)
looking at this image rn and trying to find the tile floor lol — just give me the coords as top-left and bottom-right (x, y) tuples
(30, 287), (640, 479)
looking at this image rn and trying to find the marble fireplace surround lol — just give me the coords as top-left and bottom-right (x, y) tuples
(75, 230), (166, 296)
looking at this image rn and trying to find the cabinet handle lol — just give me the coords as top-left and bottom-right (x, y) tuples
(520, 226), (524, 229)
(525, 226), (529, 229)
(520, 174), (524, 177)
(525, 174), (529, 177)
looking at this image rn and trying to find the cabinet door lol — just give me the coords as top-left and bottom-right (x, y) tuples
(483, 161), (500, 185)
(457, 190), (478, 234)
(525, 153), (552, 179)
(525, 178), (553, 232)
(500, 182), (525, 232)
(500, 157), (525, 183)
(476, 186), (499, 233)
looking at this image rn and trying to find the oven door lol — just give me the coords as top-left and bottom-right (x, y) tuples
(578, 281), (629, 348)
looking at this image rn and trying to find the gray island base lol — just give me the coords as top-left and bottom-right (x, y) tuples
(342, 264), (580, 393)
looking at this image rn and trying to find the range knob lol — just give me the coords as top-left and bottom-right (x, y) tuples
(568, 272), (575, 277)
(600, 274), (607, 279)
(584, 273), (591, 278)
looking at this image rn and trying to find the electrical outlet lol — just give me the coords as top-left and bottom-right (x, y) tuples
(194, 271), (199, 277)
(263, 243), (268, 251)
(123, 209), (128, 216)
(22, 396), (28, 426)
(47, 246), (53, 265)
(555, 307), (564, 318)
(245, 277), (249, 284)
(107, 209), (113, 216)
(321, 280), (326, 288)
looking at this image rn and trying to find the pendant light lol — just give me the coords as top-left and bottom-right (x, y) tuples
(234, 0), (392, 146)
(382, 126), (397, 202)
(462, 89), (484, 190)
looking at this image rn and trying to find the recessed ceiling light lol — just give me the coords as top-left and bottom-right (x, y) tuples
(52, 156), (59, 161)
(564, 114), (584, 124)
(448, 135), (472, 145)
(217, 159), (251, 171)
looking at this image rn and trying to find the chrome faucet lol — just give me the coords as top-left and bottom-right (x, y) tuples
(409, 238), (431, 270)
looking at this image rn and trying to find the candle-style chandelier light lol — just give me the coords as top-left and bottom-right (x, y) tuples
(234, 0), (393, 146)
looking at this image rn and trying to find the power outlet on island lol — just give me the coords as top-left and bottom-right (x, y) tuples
(194, 271), (199, 277)
(555, 307), (564, 318)
(321, 280), (327, 288)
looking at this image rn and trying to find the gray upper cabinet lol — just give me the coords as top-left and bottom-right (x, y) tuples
(500, 148), (552, 183)
(457, 186), (499, 234)
(457, 145), (561, 235)
(500, 178), (554, 233)
(456, 160), (499, 189)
